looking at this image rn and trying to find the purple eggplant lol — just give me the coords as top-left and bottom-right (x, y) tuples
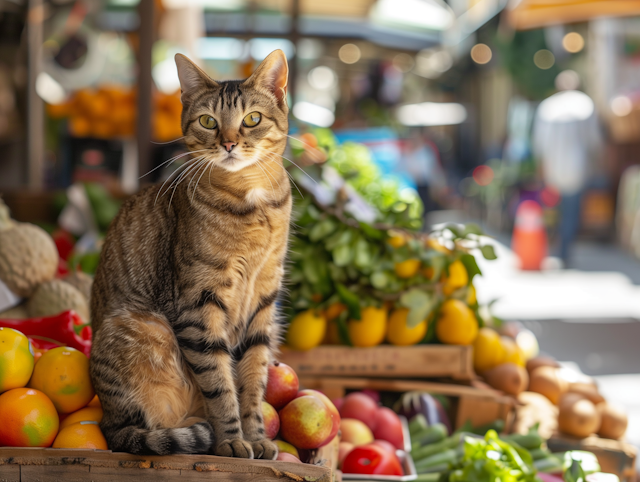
(393, 392), (452, 435)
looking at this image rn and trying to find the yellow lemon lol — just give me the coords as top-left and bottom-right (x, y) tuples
(0, 327), (34, 394)
(499, 336), (526, 367)
(436, 299), (478, 345)
(426, 238), (452, 254)
(473, 327), (504, 373)
(394, 259), (421, 279)
(387, 232), (407, 248)
(286, 310), (326, 351)
(348, 307), (387, 347)
(466, 284), (477, 305)
(386, 309), (428, 346)
(442, 260), (469, 296)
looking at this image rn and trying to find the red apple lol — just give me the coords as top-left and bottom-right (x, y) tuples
(266, 362), (299, 410)
(279, 396), (333, 449)
(262, 401), (280, 440)
(332, 397), (344, 412)
(296, 389), (340, 444)
(277, 452), (302, 463)
(340, 392), (379, 430)
(372, 407), (404, 450)
(275, 440), (299, 458)
(340, 418), (374, 446)
(361, 389), (381, 404)
(373, 407), (404, 449)
(371, 439), (397, 455)
(338, 441), (354, 468)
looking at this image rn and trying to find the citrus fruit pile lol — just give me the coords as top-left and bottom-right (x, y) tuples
(0, 327), (107, 450)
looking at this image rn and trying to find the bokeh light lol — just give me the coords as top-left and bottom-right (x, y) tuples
(562, 32), (585, 53)
(611, 96), (633, 117)
(533, 49), (555, 70)
(308, 66), (336, 91)
(470, 44), (492, 65)
(472, 165), (494, 186)
(555, 70), (580, 91)
(393, 53), (414, 73)
(339, 44), (361, 64)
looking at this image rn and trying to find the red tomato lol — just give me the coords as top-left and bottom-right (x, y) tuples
(342, 444), (403, 476)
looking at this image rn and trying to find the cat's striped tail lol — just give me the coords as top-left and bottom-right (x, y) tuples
(103, 421), (214, 455)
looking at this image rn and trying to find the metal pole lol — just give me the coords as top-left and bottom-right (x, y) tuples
(27, 0), (44, 189)
(290, 0), (300, 100)
(136, 0), (154, 184)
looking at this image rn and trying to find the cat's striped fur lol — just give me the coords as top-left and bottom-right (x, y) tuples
(89, 51), (291, 459)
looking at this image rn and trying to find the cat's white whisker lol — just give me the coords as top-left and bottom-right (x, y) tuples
(142, 148), (209, 180)
(191, 158), (211, 203)
(154, 156), (202, 206)
(150, 136), (186, 145)
(254, 159), (276, 197)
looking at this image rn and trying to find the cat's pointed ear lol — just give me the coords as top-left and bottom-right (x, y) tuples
(175, 54), (217, 101)
(245, 50), (289, 108)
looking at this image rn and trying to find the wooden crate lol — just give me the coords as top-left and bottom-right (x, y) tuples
(0, 437), (338, 482)
(299, 376), (515, 432)
(279, 345), (474, 380)
(547, 434), (637, 482)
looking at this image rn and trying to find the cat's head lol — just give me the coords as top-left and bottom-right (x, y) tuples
(175, 50), (289, 173)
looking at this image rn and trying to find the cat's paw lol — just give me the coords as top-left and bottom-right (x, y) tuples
(215, 439), (254, 458)
(251, 438), (278, 460)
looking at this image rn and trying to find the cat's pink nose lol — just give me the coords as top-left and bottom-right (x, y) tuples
(222, 142), (237, 152)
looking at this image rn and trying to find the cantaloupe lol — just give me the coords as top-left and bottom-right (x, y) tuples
(0, 199), (58, 298)
(27, 279), (89, 323)
(63, 271), (93, 304)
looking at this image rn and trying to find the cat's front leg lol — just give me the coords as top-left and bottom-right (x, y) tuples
(174, 303), (253, 458)
(234, 291), (279, 460)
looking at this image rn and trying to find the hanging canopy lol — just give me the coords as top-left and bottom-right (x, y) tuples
(507, 0), (640, 30)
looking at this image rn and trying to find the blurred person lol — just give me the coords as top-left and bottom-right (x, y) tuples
(401, 131), (446, 214)
(532, 71), (602, 266)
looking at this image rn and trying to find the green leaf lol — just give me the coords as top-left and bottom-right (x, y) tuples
(463, 223), (483, 236)
(370, 271), (388, 289)
(460, 253), (482, 281)
(335, 310), (352, 346)
(325, 229), (352, 251)
(480, 244), (498, 260)
(445, 224), (463, 238)
(359, 222), (384, 240)
(332, 243), (353, 267)
(336, 284), (361, 320)
(399, 289), (435, 328)
(309, 218), (337, 242)
(354, 237), (371, 269)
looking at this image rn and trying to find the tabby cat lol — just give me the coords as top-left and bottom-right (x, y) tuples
(89, 50), (291, 459)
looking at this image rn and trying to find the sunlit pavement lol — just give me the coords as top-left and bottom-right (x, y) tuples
(474, 239), (640, 466)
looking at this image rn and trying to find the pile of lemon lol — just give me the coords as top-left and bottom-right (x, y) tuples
(0, 327), (107, 449)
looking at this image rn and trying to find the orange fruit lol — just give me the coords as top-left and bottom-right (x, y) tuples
(300, 132), (318, 149)
(387, 231), (407, 248)
(69, 116), (91, 137)
(60, 406), (104, 430)
(325, 303), (347, 321)
(87, 395), (101, 408)
(53, 421), (108, 450)
(426, 238), (452, 254)
(394, 259), (421, 279)
(0, 388), (59, 447)
(29, 347), (95, 414)
(0, 327), (35, 393)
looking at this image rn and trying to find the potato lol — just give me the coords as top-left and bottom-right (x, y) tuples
(484, 363), (529, 396)
(597, 403), (628, 440)
(558, 396), (601, 438)
(526, 355), (560, 374)
(528, 366), (568, 405)
(567, 384), (605, 406)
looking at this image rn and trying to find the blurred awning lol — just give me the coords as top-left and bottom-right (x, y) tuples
(507, 0), (640, 30)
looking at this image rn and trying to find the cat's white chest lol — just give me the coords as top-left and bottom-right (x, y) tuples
(245, 188), (269, 204)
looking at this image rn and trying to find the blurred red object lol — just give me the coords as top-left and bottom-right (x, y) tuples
(512, 200), (547, 270)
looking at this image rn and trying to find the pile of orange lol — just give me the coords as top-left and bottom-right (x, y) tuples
(0, 327), (107, 450)
(46, 87), (183, 142)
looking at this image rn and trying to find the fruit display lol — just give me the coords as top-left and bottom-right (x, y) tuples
(0, 198), (94, 326)
(46, 87), (182, 142)
(0, 328), (105, 449)
(284, 129), (498, 352)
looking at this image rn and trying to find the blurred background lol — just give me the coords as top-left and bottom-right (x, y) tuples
(0, 0), (640, 469)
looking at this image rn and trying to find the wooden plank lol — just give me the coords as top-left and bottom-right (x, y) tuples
(279, 345), (474, 380)
(0, 463), (20, 482)
(0, 446), (332, 482)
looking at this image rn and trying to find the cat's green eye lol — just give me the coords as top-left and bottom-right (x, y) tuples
(243, 112), (261, 127)
(199, 115), (217, 129)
